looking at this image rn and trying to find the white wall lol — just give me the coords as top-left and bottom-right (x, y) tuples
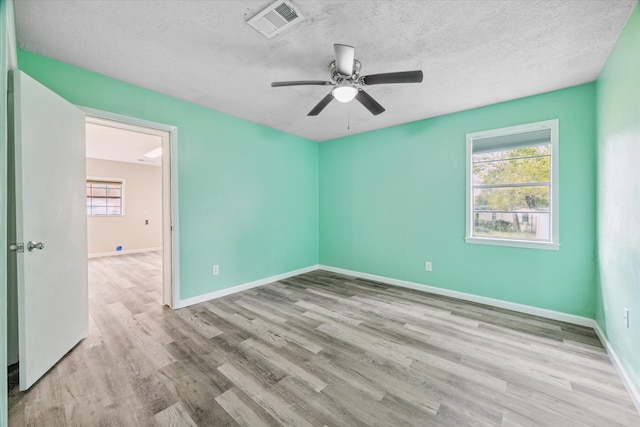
(86, 158), (162, 256)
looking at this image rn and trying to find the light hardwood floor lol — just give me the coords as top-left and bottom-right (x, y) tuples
(8, 252), (640, 426)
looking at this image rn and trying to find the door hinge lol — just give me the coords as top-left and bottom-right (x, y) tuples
(9, 242), (24, 253)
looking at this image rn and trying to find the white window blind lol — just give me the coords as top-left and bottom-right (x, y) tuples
(86, 179), (124, 216)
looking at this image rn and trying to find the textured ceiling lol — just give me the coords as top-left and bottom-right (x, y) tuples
(14, 0), (637, 142)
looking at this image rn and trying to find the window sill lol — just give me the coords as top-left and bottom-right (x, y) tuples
(465, 236), (559, 250)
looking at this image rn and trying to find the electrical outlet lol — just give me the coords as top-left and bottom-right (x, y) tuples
(425, 261), (432, 272)
(624, 308), (629, 328)
(213, 265), (220, 276)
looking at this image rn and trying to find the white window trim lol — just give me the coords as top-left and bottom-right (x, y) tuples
(86, 176), (126, 216)
(465, 119), (559, 250)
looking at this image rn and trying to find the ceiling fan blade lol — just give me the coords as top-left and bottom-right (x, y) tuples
(361, 70), (424, 85)
(355, 90), (385, 116)
(334, 44), (355, 76)
(308, 93), (335, 116)
(271, 80), (333, 87)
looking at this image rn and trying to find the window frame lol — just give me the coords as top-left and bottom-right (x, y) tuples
(465, 119), (559, 250)
(86, 177), (126, 217)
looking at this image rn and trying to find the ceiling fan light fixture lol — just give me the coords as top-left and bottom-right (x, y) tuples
(332, 85), (358, 103)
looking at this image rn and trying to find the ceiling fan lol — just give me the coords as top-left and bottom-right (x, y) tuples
(271, 44), (424, 116)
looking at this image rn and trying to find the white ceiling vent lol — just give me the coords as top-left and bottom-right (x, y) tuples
(247, 0), (304, 38)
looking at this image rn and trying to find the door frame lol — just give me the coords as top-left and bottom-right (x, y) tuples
(2, 0), (18, 422)
(82, 107), (180, 307)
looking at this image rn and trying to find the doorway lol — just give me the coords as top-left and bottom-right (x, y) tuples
(84, 112), (177, 307)
(6, 72), (178, 403)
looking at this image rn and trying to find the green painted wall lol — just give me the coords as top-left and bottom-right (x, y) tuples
(320, 84), (597, 317)
(596, 2), (640, 398)
(5, 1), (639, 419)
(17, 50), (319, 301)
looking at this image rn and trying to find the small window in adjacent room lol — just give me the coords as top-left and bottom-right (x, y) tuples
(465, 119), (559, 250)
(86, 179), (125, 216)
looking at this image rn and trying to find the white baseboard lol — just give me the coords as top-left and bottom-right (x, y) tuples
(170, 261), (640, 414)
(320, 265), (640, 414)
(319, 265), (594, 327)
(88, 247), (162, 258)
(173, 264), (320, 309)
(592, 322), (640, 413)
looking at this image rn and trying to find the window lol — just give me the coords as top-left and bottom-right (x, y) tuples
(86, 179), (124, 216)
(466, 119), (559, 250)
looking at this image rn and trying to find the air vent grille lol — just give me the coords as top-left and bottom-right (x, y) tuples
(264, 10), (288, 29)
(247, 0), (304, 38)
(274, 3), (298, 22)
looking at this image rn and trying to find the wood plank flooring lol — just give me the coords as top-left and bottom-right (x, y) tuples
(8, 252), (640, 426)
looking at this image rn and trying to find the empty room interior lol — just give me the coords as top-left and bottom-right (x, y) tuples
(2, 0), (640, 426)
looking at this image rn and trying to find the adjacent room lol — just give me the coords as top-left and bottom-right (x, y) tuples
(2, 0), (640, 425)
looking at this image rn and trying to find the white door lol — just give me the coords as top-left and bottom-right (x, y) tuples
(11, 70), (88, 390)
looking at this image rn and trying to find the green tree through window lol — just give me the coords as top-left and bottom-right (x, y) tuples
(466, 120), (558, 249)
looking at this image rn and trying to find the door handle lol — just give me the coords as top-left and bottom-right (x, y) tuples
(27, 241), (45, 251)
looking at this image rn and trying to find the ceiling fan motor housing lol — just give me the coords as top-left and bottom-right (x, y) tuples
(329, 59), (361, 83)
